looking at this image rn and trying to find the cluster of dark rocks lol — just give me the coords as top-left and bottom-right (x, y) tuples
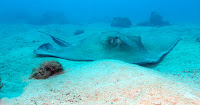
(110, 12), (170, 28)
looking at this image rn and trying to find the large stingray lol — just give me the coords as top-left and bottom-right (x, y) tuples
(34, 31), (180, 64)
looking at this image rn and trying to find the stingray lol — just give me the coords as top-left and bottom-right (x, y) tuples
(34, 31), (180, 64)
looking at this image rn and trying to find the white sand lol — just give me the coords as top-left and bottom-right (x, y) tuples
(1, 60), (200, 105)
(0, 23), (200, 104)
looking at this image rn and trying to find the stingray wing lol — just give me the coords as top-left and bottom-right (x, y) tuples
(33, 43), (57, 56)
(141, 36), (180, 63)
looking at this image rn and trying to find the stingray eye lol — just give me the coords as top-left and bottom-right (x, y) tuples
(116, 38), (122, 45)
(114, 37), (122, 46)
(108, 37), (115, 45)
(107, 37), (123, 47)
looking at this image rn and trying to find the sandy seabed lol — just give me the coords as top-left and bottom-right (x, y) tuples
(0, 23), (200, 105)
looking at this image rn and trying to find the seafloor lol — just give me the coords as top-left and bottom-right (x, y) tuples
(0, 23), (200, 104)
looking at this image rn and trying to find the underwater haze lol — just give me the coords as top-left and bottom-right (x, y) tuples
(0, 0), (200, 24)
(1, 0), (200, 104)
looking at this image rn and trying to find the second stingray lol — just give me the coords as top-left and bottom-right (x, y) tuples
(34, 31), (180, 64)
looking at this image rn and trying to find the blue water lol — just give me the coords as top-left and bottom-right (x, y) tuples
(0, 0), (200, 24)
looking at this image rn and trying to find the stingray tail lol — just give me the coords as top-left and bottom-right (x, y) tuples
(33, 43), (57, 56)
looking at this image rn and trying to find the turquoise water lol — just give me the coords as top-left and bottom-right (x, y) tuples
(0, 0), (200, 104)
(0, 0), (200, 24)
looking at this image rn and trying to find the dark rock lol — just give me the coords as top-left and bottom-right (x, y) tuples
(29, 10), (68, 25)
(149, 12), (170, 26)
(74, 30), (85, 35)
(137, 12), (170, 27)
(111, 17), (132, 28)
(196, 37), (200, 42)
(30, 61), (63, 79)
